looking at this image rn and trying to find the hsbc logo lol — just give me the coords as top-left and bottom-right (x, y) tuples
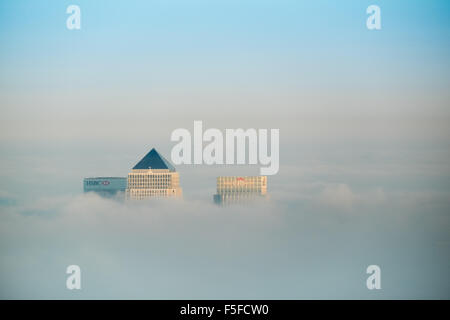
(86, 180), (110, 186)
(235, 177), (245, 186)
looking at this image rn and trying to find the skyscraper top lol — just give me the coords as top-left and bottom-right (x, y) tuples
(132, 148), (176, 171)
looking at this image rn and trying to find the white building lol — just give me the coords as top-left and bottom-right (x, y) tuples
(213, 176), (267, 205)
(126, 148), (182, 200)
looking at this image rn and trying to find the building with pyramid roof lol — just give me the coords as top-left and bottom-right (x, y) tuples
(126, 148), (182, 200)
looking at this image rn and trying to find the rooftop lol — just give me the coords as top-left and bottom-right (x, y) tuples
(132, 148), (176, 171)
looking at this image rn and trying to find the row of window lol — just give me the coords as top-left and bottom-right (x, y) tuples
(217, 190), (266, 194)
(128, 184), (172, 189)
(129, 174), (175, 179)
(216, 193), (266, 199)
(127, 189), (180, 199)
(217, 177), (266, 181)
(218, 183), (265, 187)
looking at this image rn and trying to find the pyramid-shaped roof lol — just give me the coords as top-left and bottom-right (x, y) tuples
(132, 148), (176, 171)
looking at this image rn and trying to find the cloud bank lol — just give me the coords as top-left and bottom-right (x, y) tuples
(0, 180), (448, 299)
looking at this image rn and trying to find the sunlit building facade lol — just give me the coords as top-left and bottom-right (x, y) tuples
(213, 176), (267, 205)
(126, 148), (182, 200)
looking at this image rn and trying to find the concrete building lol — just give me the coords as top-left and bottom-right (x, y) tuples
(83, 177), (127, 198)
(213, 176), (267, 205)
(126, 148), (182, 200)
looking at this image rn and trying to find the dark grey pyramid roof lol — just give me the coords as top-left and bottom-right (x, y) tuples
(132, 148), (176, 171)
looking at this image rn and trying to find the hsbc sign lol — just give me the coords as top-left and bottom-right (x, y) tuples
(86, 180), (111, 186)
(83, 177), (127, 195)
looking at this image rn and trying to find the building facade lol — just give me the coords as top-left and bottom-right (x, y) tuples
(126, 148), (182, 200)
(83, 177), (127, 198)
(213, 176), (267, 205)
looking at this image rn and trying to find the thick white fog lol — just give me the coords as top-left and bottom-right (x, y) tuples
(0, 140), (448, 299)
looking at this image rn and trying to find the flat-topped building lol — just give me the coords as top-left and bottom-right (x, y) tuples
(214, 176), (267, 205)
(83, 177), (127, 198)
(126, 148), (182, 200)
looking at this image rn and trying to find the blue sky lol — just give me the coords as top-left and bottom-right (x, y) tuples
(1, 0), (449, 93)
(0, 0), (449, 144)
